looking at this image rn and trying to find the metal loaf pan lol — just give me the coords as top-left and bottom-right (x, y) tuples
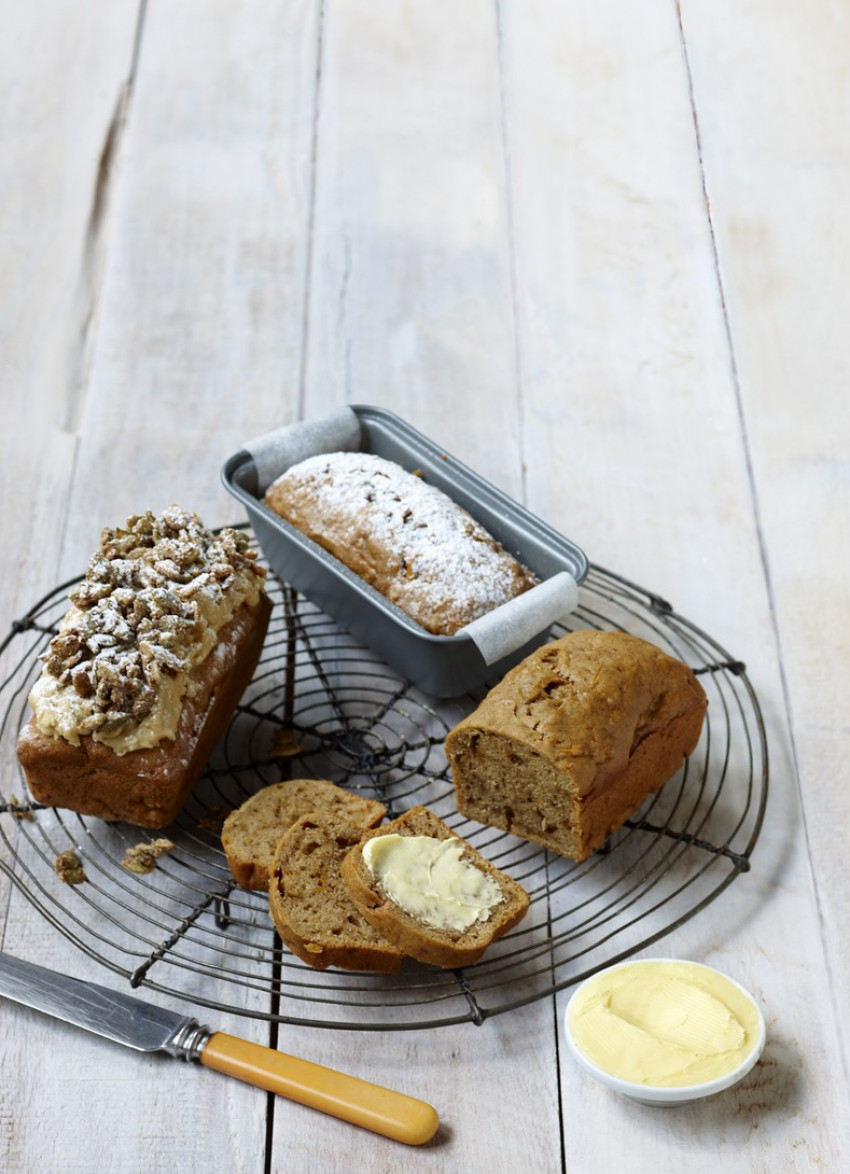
(221, 405), (588, 697)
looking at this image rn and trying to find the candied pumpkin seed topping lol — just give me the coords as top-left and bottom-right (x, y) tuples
(39, 507), (265, 737)
(54, 849), (87, 885)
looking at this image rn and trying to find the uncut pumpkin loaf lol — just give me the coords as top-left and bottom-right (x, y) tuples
(16, 507), (271, 829)
(444, 630), (708, 862)
(263, 451), (537, 636)
(222, 778), (387, 890)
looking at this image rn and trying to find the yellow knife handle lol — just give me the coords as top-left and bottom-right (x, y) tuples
(199, 1031), (439, 1146)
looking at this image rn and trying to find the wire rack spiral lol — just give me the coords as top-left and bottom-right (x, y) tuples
(0, 540), (767, 1031)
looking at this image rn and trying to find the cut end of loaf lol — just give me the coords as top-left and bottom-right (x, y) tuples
(445, 630), (708, 862)
(448, 729), (590, 859)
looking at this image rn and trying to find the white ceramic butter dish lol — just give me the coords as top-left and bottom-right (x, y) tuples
(564, 957), (766, 1106)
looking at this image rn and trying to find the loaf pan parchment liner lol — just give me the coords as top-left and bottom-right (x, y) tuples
(222, 405), (588, 696)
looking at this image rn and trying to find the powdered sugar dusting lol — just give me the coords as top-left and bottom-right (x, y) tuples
(266, 452), (537, 634)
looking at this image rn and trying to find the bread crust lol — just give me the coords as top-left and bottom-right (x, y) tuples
(445, 630), (708, 861)
(222, 779), (386, 890)
(264, 451), (537, 635)
(17, 594), (272, 828)
(269, 813), (405, 972)
(341, 806), (530, 968)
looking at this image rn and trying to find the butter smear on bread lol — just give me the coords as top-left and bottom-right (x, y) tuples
(362, 834), (503, 932)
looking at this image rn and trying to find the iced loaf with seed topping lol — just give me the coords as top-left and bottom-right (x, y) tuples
(17, 507), (271, 828)
(263, 451), (538, 636)
(445, 630), (708, 862)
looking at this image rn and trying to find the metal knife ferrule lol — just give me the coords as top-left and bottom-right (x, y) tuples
(164, 1018), (213, 1062)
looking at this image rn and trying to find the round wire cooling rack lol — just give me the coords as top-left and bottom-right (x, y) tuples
(0, 551), (768, 1031)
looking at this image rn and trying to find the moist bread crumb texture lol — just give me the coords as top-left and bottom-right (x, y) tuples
(263, 451), (538, 635)
(222, 778), (386, 890)
(340, 805), (530, 968)
(444, 630), (708, 862)
(269, 812), (405, 972)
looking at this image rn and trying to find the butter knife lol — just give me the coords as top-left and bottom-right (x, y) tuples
(0, 952), (438, 1146)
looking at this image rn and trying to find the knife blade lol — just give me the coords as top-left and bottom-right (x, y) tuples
(0, 953), (439, 1146)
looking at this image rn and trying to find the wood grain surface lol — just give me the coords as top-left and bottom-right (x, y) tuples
(1, 2), (847, 1171)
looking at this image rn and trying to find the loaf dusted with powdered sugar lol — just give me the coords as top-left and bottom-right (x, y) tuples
(263, 451), (537, 636)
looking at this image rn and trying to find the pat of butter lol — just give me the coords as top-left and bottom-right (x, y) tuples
(568, 960), (763, 1088)
(362, 834), (503, 932)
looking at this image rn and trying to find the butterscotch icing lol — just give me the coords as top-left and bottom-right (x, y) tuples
(29, 507), (266, 753)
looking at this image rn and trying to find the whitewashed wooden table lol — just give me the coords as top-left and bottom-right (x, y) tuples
(1, 2), (848, 1170)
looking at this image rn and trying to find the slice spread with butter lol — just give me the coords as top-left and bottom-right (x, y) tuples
(340, 805), (530, 968)
(362, 833), (504, 932)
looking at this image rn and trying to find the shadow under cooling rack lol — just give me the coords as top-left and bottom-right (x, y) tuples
(0, 551), (768, 1031)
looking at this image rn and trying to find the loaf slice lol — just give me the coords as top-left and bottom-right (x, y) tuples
(269, 812), (405, 972)
(16, 509), (271, 829)
(222, 778), (386, 890)
(444, 629), (708, 862)
(340, 806), (530, 968)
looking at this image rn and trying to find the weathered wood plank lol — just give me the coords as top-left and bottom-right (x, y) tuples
(301, 0), (525, 496)
(1, 17), (143, 1159)
(56, 0), (323, 569)
(276, 3), (562, 1170)
(500, 0), (848, 1168)
(0, 1), (141, 620)
(679, 0), (850, 1092)
(2, 2), (320, 1172)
